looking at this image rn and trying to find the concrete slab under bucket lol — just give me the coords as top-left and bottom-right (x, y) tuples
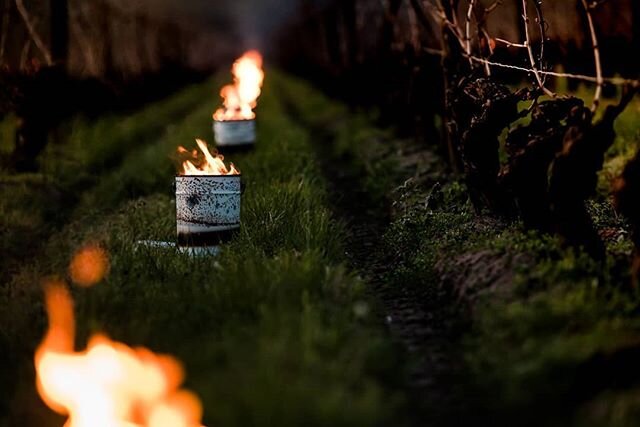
(136, 240), (220, 257)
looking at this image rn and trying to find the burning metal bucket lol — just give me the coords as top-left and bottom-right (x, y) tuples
(176, 175), (241, 246)
(213, 119), (256, 148)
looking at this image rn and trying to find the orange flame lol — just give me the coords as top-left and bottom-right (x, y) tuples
(178, 139), (240, 176)
(69, 245), (109, 288)
(213, 50), (264, 121)
(35, 282), (204, 427)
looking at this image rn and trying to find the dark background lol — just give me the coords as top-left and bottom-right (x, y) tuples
(1, 0), (639, 171)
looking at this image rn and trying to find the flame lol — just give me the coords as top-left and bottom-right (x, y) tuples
(69, 245), (109, 288)
(213, 50), (264, 121)
(35, 282), (204, 427)
(178, 139), (240, 176)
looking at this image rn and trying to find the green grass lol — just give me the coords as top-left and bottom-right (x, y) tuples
(380, 189), (640, 426)
(0, 73), (404, 426)
(289, 74), (640, 426)
(378, 167), (640, 426)
(273, 71), (402, 206)
(0, 113), (17, 160)
(0, 81), (210, 284)
(412, 162), (639, 423)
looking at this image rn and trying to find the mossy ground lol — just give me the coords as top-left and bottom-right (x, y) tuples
(278, 74), (640, 426)
(385, 90), (640, 425)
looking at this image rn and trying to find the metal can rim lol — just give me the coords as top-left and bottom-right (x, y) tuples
(213, 118), (256, 124)
(175, 174), (242, 179)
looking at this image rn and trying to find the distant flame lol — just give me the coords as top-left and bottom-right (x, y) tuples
(69, 245), (109, 288)
(178, 139), (240, 176)
(35, 282), (204, 427)
(213, 51), (264, 121)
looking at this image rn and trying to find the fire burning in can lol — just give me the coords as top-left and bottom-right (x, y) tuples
(176, 139), (241, 247)
(212, 51), (264, 148)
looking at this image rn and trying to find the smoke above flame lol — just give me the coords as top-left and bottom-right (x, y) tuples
(178, 139), (240, 176)
(213, 50), (264, 121)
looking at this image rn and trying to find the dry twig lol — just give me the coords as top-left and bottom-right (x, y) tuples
(494, 37), (527, 48)
(464, 0), (493, 75)
(581, 0), (603, 112)
(464, 0), (475, 59)
(521, 0), (554, 97)
(531, 0), (548, 86)
(15, 0), (52, 65)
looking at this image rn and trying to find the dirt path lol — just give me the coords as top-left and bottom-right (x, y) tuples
(276, 78), (471, 426)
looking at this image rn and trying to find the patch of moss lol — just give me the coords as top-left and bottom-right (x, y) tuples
(318, 79), (640, 425)
(388, 179), (640, 427)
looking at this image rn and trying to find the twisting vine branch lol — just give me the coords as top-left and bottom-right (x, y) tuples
(465, 0), (500, 77)
(478, 1), (502, 76)
(521, 0), (554, 97)
(465, 0), (494, 75)
(531, 0), (548, 86)
(464, 0), (503, 76)
(423, 0), (634, 96)
(494, 37), (527, 48)
(449, 0), (459, 27)
(464, 0), (475, 60)
(15, 0), (52, 66)
(581, 0), (603, 112)
(464, 0), (491, 76)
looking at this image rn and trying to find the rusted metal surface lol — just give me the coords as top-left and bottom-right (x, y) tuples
(175, 175), (241, 246)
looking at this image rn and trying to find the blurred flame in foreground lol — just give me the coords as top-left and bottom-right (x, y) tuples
(213, 50), (264, 121)
(69, 245), (109, 288)
(178, 139), (240, 176)
(35, 279), (204, 426)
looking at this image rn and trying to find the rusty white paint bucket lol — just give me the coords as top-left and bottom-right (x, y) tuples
(175, 175), (241, 246)
(213, 119), (256, 148)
